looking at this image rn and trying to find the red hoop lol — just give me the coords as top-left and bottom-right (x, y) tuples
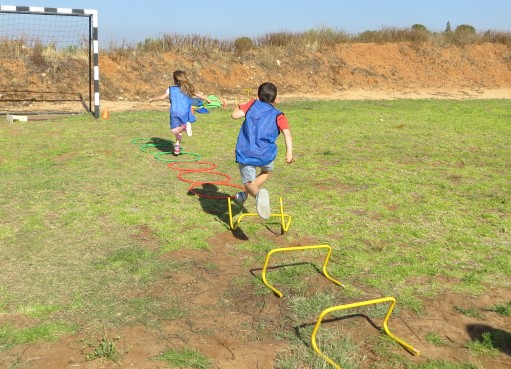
(167, 161), (216, 172)
(188, 182), (244, 199)
(177, 170), (232, 184)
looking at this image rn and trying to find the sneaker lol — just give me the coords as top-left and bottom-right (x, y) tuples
(234, 191), (248, 206)
(173, 145), (180, 155)
(255, 189), (270, 219)
(185, 122), (192, 137)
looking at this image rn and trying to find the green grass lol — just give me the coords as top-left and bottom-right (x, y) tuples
(425, 332), (447, 346)
(1, 99), (510, 369)
(0, 321), (74, 350)
(277, 332), (363, 369)
(153, 347), (212, 369)
(465, 331), (500, 357)
(412, 361), (482, 369)
(485, 300), (511, 316)
(454, 306), (480, 318)
(82, 336), (121, 362)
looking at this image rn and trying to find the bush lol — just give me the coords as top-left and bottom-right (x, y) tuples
(234, 37), (253, 53)
(302, 27), (350, 46)
(411, 24), (430, 43)
(260, 32), (294, 47)
(482, 30), (511, 46)
(138, 38), (164, 53)
(455, 24), (476, 34)
(411, 24), (428, 33)
(447, 24), (478, 46)
(29, 42), (46, 69)
(355, 27), (415, 43)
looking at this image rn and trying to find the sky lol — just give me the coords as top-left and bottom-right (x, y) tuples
(2, 0), (511, 46)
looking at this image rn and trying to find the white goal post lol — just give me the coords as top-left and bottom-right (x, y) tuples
(0, 5), (100, 118)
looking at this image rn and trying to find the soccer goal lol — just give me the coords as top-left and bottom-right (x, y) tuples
(0, 5), (99, 118)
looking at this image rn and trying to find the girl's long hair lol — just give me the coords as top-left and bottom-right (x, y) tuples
(173, 70), (195, 97)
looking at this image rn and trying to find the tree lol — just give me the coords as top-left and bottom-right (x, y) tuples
(445, 21), (452, 33)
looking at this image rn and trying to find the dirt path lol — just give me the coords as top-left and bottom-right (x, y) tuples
(98, 88), (510, 114)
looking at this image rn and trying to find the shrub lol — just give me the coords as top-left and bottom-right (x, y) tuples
(411, 24), (428, 33)
(138, 38), (164, 53)
(234, 36), (253, 53)
(355, 27), (415, 43)
(302, 27), (350, 46)
(455, 24), (476, 34)
(411, 24), (430, 43)
(355, 30), (380, 43)
(260, 32), (294, 47)
(28, 42), (46, 69)
(482, 30), (511, 46)
(449, 24), (478, 46)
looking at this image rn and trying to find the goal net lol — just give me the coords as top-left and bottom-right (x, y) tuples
(0, 5), (99, 118)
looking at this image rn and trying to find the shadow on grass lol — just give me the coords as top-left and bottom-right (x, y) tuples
(294, 314), (389, 349)
(147, 137), (175, 152)
(188, 183), (248, 240)
(249, 261), (324, 295)
(467, 324), (511, 356)
(131, 136), (177, 155)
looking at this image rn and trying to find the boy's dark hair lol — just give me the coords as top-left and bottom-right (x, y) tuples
(258, 82), (277, 103)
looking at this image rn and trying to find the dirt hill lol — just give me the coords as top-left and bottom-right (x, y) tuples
(1, 41), (510, 115)
(99, 41), (511, 106)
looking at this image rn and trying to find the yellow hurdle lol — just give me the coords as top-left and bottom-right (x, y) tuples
(228, 196), (291, 233)
(311, 297), (420, 369)
(261, 245), (344, 298)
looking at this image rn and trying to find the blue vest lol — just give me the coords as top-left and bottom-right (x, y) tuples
(235, 100), (282, 166)
(169, 86), (195, 129)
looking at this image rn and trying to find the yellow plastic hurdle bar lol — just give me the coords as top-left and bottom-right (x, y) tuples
(311, 296), (420, 369)
(261, 245), (344, 298)
(227, 196), (292, 232)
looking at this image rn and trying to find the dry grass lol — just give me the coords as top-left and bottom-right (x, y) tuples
(2, 25), (511, 67)
(128, 26), (511, 55)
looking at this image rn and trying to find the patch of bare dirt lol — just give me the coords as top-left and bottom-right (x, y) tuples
(2, 234), (510, 368)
